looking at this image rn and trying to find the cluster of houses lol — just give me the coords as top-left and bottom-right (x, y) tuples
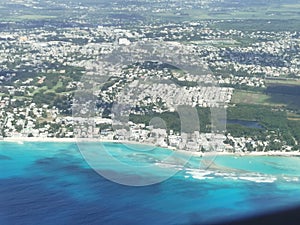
(0, 18), (299, 153)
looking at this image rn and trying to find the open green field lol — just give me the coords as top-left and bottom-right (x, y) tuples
(16, 15), (57, 20)
(190, 39), (239, 47)
(265, 79), (300, 86)
(232, 89), (300, 109)
(1, 1), (299, 25)
(231, 90), (275, 106)
(0, 14), (57, 22)
(212, 19), (300, 32)
(185, 2), (300, 21)
(232, 89), (300, 122)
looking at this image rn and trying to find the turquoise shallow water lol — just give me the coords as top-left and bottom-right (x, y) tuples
(1, 142), (300, 225)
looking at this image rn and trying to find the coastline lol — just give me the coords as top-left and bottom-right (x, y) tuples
(1, 137), (300, 157)
(0, 137), (77, 143)
(177, 150), (300, 157)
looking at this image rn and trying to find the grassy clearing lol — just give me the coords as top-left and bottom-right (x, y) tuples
(184, 9), (216, 20)
(212, 19), (300, 32)
(232, 90), (300, 111)
(17, 15), (57, 20)
(190, 39), (239, 47)
(186, 4), (300, 21)
(231, 90), (273, 105)
(50, 80), (63, 91)
(32, 86), (48, 96)
(266, 79), (300, 86)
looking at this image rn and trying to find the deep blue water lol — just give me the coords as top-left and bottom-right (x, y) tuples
(1, 142), (300, 225)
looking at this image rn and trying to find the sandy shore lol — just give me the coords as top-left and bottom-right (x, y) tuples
(175, 150), (299, 157)
(0, 137), (167, 147)
(243, 151), (300, 157)
(0, 137), (137, 143)
(178, 150), (300, 157)
(1, 137), (77, 143)
(1, 137), (300, 156)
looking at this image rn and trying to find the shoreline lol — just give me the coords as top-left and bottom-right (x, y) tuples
(1, 137), (300, 157)
(1, 137), (77, 143)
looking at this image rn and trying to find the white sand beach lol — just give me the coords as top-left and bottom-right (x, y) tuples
(1, 137), (77, 143)
(1, 137), (300, 156)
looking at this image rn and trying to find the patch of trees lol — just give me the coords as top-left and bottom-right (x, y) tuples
(288, 120), (300, 145)
(129, 107), (211, 133)
(33, 91), (72, 115)
(227, 104), (299, 147)
(33, 92), (56, 105)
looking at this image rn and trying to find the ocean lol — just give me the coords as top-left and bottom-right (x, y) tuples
(1, 141), (300, 225)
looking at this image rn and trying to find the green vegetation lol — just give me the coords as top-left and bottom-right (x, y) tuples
(268, 94), (300, 111)
(171, 78), (198, 87)
(265, 83), (300, 111)
(184, 1), (300, 21)
(288, 120), (300, 146)
(231, 90), (272, 105)
(130, 107), (211, 133)
(228, 76), (300, 148)
(227, 104), (286, 128)
(227, 104), (295, 145)
(232, 85), (300, 112)
(16, 15), (57, 20)
(130, 112), (181, 133)
(213, 19), (300, 32)
(33, 92), (57, 106)
(266, 79), (300, 86)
